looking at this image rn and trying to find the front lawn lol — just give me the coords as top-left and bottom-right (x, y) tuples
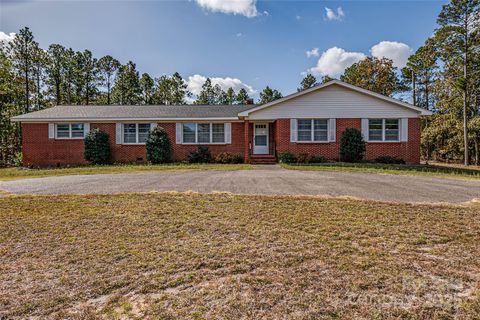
(0, 163), (253, 181)
(282, 162), (480, 180)
(1, 193), (479, 319)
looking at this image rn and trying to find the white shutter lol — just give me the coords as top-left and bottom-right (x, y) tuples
(329, 118), (336, 142)
(290, 119), (297, 142)
(225, 123), (231, 144)
(400, 118), (408, 142)
(361, 119), (369, 142)
(48, 123), (55, 139)
(176, 123), (183, 144)
(150, 123), (157, 130)
(115, 123), (122, 144)
(83, 123), (90, 137)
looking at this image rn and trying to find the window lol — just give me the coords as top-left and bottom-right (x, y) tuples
(182, 123), (225, 144)
(123, 123), (151, 144)
(297, 119), (329, 142)
(368, 119), (399, 141)
(56, 123), (84, 139)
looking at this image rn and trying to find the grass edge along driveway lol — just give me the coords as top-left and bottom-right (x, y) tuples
(0, 163), (253, 181)
(0, 192), (479, 319)
(282, 162), (480, 181)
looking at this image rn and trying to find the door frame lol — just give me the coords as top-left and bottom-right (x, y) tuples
(253, 123), (269, 155)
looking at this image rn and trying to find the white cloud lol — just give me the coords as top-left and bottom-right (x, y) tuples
(0, 31), (15, 44)
(194, 0), (258, 18)
(236, 32), (243, 37)
(309, 47), (366, 76)
(295, 15), (301, 20)
(325, 7), (345, 21)
(370, 41), (412, 68)
(186, 74), (256, 97)
(306, 48), (319, 58)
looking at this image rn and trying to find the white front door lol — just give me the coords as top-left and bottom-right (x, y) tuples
(253, 123), (269, 155)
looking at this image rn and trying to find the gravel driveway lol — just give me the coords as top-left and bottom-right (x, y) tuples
(1, 166), (479, 204)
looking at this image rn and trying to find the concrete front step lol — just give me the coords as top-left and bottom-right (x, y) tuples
(250, 155), (277, 164)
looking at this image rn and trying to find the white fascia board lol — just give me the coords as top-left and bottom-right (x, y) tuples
(11, 117), (240, 123)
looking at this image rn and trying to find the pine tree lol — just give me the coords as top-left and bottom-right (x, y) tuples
(170, 72), (189, 104)
(195, 78), (215, 104)
(46, 44), (65, 105)
(112, 61), (141, 105)
(259, 86), (282, 104)
(140, 73), (154, 104)
(97, 55), (120, 105)
(298, 74), (317, 91)
(236, 88), (250, 104)
(225, 87), (236, 104)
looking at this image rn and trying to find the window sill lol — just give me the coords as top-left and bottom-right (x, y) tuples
(295, 141), (332, 144)
(55, 137), (84, 140)
(180, 143), (228, 145)
(366, 141), (402, 143)
(122, 143), (146, 145)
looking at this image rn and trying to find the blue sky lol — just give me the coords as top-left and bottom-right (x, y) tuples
(1, 0), (447, 99)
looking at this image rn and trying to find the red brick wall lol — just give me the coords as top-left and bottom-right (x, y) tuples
(274, 118), (421, 164)
(22, 122), (246, 167)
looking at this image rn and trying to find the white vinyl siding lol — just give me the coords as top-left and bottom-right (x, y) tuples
(55, 123), (85, 139)
(368, 119), (400, 142)
(248, 84), (419, 120)
(179, 123), (229, 144)
(296, 119), (329, 142)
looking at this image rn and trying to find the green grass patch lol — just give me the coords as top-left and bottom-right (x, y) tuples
(0, 163), (253, 181)
(1, 193), (479, 318)
(282, 162), (480, 180)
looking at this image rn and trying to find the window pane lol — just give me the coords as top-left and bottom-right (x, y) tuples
(255, 135), (267, 146)
(197, 123), (210, 143)
(313, 119), (328, 141)
(369, 119), (383, 141)
(297, 119), (312, 141)
(385, 119), (399, 141)
(183, 123), (196, 143)
(212, 123), (225, 143)
(123, 123), (137, 143)
(138, 124), (150, 143)
(71, 123), (84, 138)
(56, 124), (70, 138)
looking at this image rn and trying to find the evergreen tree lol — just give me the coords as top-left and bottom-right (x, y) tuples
(8, 27), (38, 112)
(298, 74), (317, 91)
(213, 84), (226, 104)
(140, 73), (154, 104)
(195, 78), (215, 104)
(225, 87), (236, 104)
(46, 44), (65, 105)
(78, 50), (99, 105)
(259, 86), (282, 104)
(236, 88), (250, 104)
(436, 0), (480, 165)
(321, 75), (335, 84)
(112, 61), (141, 105)
(97, 55), (120, 105)
(31, 46), (48, 110)
(170, 72), (189, 104)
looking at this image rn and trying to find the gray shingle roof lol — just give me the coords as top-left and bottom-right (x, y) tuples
(11, 104), (257, 121)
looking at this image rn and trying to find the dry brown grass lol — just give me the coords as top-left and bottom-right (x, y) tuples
(0, 193), (479, 319)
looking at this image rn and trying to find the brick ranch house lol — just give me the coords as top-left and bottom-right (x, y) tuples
(12, 80), (431, 166)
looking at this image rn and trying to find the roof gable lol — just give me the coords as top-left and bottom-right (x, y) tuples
(239, 80), (432, 117)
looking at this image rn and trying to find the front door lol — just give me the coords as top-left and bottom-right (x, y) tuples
(253, 123), (269, 155)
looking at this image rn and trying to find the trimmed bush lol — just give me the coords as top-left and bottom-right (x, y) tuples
(146, 126), (172, 164)
(84, 128), (111, 164)
(187, 146), (212, 163)
(296, 153), (310, 164)
(214, 152), (244, 164)
(310, 155), (327, 163)
(278, 152), (296, 164)
(374, 155), (405, 164)
(340, 128), (365, 163)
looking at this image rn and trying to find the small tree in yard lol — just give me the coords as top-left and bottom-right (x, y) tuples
(146, 127), (172, 164)
(84, 129), (111, 164)
(340, 128), (365, 162)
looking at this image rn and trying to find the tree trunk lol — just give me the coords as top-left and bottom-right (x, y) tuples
(424, 70), (429, 110)
(24, 43), (30, 113)
(463, 12), (469, 166)
(107, 75), (111, 105)
(412, 72), (416, 106)
(56, 79), (61, 105)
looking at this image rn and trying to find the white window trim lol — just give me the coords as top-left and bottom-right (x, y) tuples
(296, 119), (329, 143)
(55, 123), (85, 140)
(122, 123), (150, 145)
(368, 118), (400, 143)
(181, 123), (227, 145)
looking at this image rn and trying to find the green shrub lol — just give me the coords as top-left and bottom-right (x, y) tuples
(340, 128), (365, 163)
(84, 129), (111, 164)
(310, 155), (327, 163)
(13, 151), (23, 167)
(296, 153), (310, 164)
(278, 152), (296, 164)
(374, 155), (405, 164)
(146, 126), (172, 164)
(214, 152), (244, 164)
(187, 146), (212, 163)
